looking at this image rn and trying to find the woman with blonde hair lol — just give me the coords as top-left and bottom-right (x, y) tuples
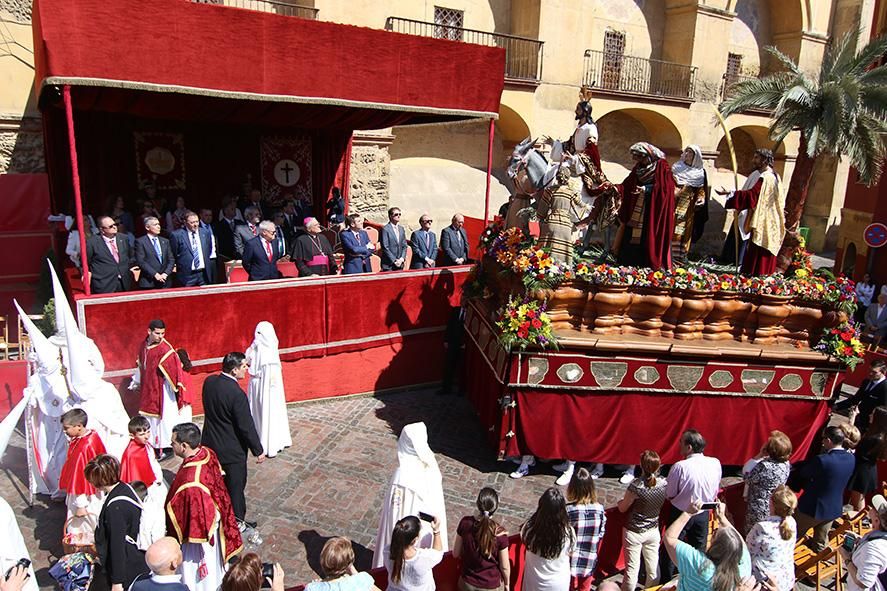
(742, 430), (792, 532)
(745, 485), (797, 591)
(305, 537), (378, 591)
(617, 450), (667, 591)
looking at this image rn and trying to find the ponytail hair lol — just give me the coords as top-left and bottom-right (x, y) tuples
(770, 485), (797, 541)
(389, 516), (421, 584)
(475, 487), (501, 559)
(640, 450), (661, 488)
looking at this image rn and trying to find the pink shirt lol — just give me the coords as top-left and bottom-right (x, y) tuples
(665, 453), (722, 512)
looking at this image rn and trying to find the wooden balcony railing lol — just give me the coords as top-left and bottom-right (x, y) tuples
(191, 0), (318, 19)
(583, 50), (697, 101)
(385, 16), (543, 82)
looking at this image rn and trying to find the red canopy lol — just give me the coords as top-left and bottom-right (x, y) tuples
(32, 0), (505, 126)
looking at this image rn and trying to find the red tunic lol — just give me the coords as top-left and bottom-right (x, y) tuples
(616, 159), (676, 270)
(165, 447), (243, 561)
(726, 179), (777, 276)
(138, 338), (187, 417)
(58, 430), (106, 496)
(120, 439), (157, 486)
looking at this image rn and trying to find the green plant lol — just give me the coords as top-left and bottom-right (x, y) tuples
(719, 28), (887, 267)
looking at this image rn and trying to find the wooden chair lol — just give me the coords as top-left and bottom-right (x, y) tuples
(0, 316), (9, 360)
(364, 227), (381, 273)
(17, 313), (43, 360)
(795, 544), (844, 591)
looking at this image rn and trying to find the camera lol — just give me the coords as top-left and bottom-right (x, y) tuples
(261, 563), (274, 589)
(843, 532), (859, 552)
(5, 559), (30, 581)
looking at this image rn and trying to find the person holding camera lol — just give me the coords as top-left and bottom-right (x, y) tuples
(840, 494), (887, 591)
(222, 553), (284, 591)
(386, 515), (444, 591)
(0, 498), (36, 591)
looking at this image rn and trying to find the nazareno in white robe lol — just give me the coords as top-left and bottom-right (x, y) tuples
(246, 321), (292, 458)
(0, 497), (39, 591)
(372, 422), (448, 568)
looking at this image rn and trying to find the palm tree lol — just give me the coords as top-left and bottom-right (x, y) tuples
(719, 28), (887, 267)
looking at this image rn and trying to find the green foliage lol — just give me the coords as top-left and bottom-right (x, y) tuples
(719, 28), (887, 185)
(38, 299), (56, 338)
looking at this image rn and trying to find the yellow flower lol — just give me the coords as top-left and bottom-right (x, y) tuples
(721, 281), (730, 289)
(653, 271), (664, 280)
(815, 283), (824, 291)
(795, 269), (808, 278)
(675, 268), (687, 275)
(539, 258), (552, 269)
(509, 318), (520, 330)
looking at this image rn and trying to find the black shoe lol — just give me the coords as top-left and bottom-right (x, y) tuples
(157, 449), (173, 462)
(242, 519), (257, 529)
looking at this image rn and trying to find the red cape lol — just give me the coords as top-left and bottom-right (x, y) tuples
(120, 439), (157, 486)
(165, 447), (243, 561)
(617, 158), (676, 270)
(58, 430), (106, 496)
(139, 338), (188, 416)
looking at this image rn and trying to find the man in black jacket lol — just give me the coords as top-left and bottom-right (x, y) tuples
(834, 359), (887, 430)
(86, 215), (137, 293)
(201, 352), (265, 528)
(134, 216), (174, 289)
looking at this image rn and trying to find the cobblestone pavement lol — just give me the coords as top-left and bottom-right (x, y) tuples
(1, 387), (742, 589)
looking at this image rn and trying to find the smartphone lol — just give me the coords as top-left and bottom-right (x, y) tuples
(700, 502), (719, 510)
(418, 511), (435, 522)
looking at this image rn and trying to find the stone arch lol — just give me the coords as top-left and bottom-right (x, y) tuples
(497, 104), (531, 145)
(728, 0), (773, 75)
(724, 0), (809, 33)
(596, 108), (683, 169)
(714, 125), (785, 177)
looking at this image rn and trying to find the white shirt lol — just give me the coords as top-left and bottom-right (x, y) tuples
(857, 283), (876, 308)
(384, 547), (443, 591)
(848, 532), (887, 591)
(188, 230), (204, 270)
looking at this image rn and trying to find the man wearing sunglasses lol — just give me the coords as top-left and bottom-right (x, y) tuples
(409, 215), (437, 269)
(85, 215), (136, 293)
(380, 207), (407, 271)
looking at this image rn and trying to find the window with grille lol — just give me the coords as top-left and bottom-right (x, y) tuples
(726, 53), (743, 80)
(602, 30), (626, 89)
(434, 6), (464, 41)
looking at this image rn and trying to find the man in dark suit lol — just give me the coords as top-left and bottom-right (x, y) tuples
(794, 425), (855, 551)
(214, 201), (244, 261)
(198, 209), (219, 284)
(239, 188), (266, 220)
(340, 213), (375, 274)
(169, 211), (213, 287)
(234, 206), (262, 259)
(134, 216), (174, 289)
(280, 198), (300, 246)
(440, 213), (470, 266)
(242, 221), (283, 281)
(201, 352), (265, 527)
(86, 215), (136, 293)
(834, 359), (887, 430)
(409, 214), (437, 269)
(380, 207), (407, 271)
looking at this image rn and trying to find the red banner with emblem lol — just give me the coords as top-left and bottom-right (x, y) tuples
(260, 135), (312, 205)
(134, 131), (186, 190)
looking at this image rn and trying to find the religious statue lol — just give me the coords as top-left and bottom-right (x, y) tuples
(671, 144), (709, 262)
(535, 164), (588, 265)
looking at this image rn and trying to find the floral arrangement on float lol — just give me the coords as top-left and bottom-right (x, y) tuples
(479, 217), (506, 253)
(587, 264), (636, 286)
(670, 267), (719, 292)
(634, 268), (675, 290)
(510, 248), (573, 290)
(814, 321), (867, 369)
(787, 236), (815, 276)
(495, 295), (556, 351)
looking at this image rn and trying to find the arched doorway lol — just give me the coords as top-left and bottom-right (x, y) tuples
(596, 108), (683, 172)
(842, 241), (857, 277)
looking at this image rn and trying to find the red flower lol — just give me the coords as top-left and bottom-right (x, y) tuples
(520, 321), (531, 330)
(843, 346), (854, 356)
(527, 309), (536, 319)
(531, 318), (542, 329)
(840, 331), (853, 342)
(517, 329), (528, 338)
(509, 310), (518, 318)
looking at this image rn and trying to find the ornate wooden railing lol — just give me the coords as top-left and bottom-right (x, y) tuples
(191, 0), (318, 19)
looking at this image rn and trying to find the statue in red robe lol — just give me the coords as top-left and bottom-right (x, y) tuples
(606, 142), (676, 270)
(165, 445), (243, 562)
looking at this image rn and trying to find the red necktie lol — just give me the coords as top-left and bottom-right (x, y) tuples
(108, 239), (120, 263)
(250, 224), (257, 236)
(264, 240), (272, 262)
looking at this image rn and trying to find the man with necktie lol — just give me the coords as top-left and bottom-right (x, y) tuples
(242, 221), (283, 281)
(834, 359), (887, 430)
(340, 213), (376, 274)
(85, 215), (137, 293)
(198, 209), (219, 284)
(134, 216), (174, 289)
(213, 200), (244, 261)
(409, 214), (437, 269)
(380, 207), (407, 271)
(440, 213), (470, 266)
(170, 211), (213, 287)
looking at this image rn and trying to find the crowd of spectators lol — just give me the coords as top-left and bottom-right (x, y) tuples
(59, 187), (472, 294)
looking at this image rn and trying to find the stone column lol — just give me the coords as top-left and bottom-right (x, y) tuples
(348, 130), (394, 224)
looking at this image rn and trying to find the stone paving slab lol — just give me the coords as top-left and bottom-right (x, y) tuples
(1, 388), (740, 589)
